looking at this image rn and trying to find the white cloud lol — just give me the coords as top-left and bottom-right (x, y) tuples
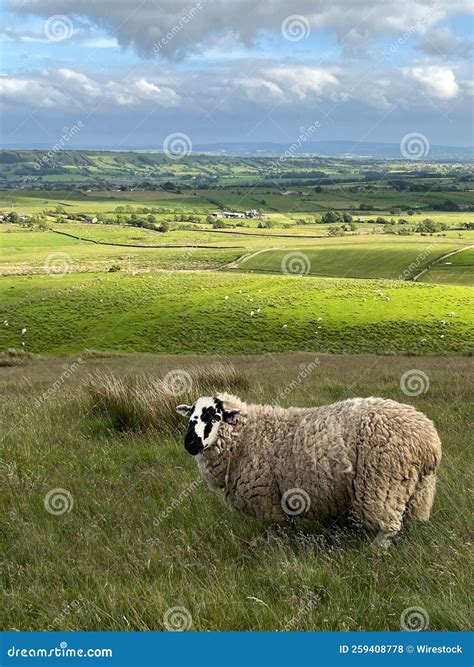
(0, 70), (181, 110)
(263, 66), (340, 101)
(405, 66), (460, 100)
(0, 76), (68, 108)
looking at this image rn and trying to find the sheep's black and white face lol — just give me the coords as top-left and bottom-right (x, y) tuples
(176, 396), (240, 456)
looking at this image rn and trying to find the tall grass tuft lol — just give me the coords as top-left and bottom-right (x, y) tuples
(86, 363), (249, 434)
(0, 348), (40, 367)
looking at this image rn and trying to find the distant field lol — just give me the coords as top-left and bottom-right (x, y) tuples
(1, 272), (472, 355)
(236, 244), (463, 281)
(418, 247), (474, 286)
(0, 227), (244, 274)
(2, 224), (472, 283)
(0, 190), (210, 214)
(2, 186), (474, 220)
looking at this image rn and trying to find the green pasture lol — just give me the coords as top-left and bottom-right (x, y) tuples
(2, 186), (473, 220)
(1, 223), (472, 284)
(236, 244), (464, 281)
(1, 272), (472, 355)
(0, 227), (244, 274)
(418, 247), (474, 286)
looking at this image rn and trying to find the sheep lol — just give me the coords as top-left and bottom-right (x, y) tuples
(176, 393), (442, 547)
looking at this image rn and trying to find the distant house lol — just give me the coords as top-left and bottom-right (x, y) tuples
(212, 210), (260, 220)
(18, 213), (29, 220)
(83, 215), (98, 223)
(245, 209), (260, 219)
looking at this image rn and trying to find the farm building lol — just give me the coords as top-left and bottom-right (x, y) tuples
(212, 210), (261, 219)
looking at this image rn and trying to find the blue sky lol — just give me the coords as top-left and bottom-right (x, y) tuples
(1, 0), (473, 149)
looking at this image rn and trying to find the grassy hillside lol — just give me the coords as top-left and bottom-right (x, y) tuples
(0, 227), (243, 274)
(1, 273), (472, 355)
(236, 244), (462, 281)
(1, 353), (472, 631)
(419, 247), (474, 286)
(2, 224), (472, 285)
(2, 187), (474, 221)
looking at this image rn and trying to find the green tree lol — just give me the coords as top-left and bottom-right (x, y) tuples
(322, 211), (340, 223)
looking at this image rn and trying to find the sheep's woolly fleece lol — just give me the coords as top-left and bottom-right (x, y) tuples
(196, 394), (442, 539)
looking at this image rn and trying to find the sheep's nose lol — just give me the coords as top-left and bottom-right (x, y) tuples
(184, 432), (203, 456)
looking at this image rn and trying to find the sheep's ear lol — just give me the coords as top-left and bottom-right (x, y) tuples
(223, 409), (240, 425)
(176, 404), (192, 416)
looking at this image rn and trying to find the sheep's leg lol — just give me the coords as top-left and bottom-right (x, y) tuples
(408, 473), (436, 523)
(353, 475), (413, 536)
(353, 466), (418, 548)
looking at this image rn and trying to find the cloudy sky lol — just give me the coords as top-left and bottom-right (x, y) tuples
(1, 0), (473, 149)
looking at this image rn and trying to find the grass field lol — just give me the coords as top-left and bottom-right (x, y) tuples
(0, 227), (244, 274)
(236, 244), (463, 281)
(1, 353), (472, 631)
(2, 224), (473, 285)
(1, 272), (472, 355)
(418, 248), (474, 286)
(2, 188), (474, 228)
